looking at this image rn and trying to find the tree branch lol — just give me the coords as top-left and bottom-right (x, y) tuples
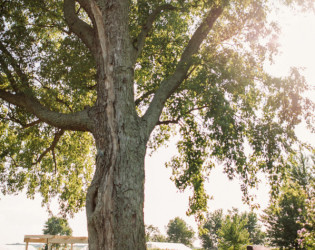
(157, 105), (211, 126)
(0, 112), (41, 129)
(157, 119), (179, 126)
(135, 89), (156, 106)
(0, 41), (29, 91)
(141, 6), (223, 136)
(132, 4), (177, 62)
(0, 89), (92, 132)
(41, 85), (73, 112)
(63, 0), (96, 55)
(0, 56), (19, 92)
(33, 129), (64, 165)
(134, 65), (195, 106)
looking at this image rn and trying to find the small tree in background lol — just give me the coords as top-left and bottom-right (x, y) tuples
(166, 217), (195, 247)
(262, 183), (307, 249)
(262, 153), (314, 249)
(297, 155), (315, 248)
(43, 216), (72, 249)
(218, 211), (250, 250)
(200, 209), (265, 249)
(199, 209), (224, 249)
(145, 224), (167, 242)
(242, 212), (265, 245)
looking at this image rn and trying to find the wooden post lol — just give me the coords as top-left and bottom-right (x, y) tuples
(71, 243), (73, 250)
(25, 242), (28, 250)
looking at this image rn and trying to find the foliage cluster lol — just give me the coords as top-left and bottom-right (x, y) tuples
(262, 153), (314, 249)
(146, 217), (195, 247)
(166, 217), (195, 247)
(200, 209), (265, 250)
(43, 216), (72, 250)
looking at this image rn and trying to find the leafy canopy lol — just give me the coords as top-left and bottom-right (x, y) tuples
(262, 153), (314, 249)
(199, 209), (265, 249)
(43, 216), (73, 236)
(218, 210), (250, 250)
(0, 0), (314, 217)
(166, 217), (195, 247)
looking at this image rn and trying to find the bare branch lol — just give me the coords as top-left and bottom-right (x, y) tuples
(52, 149), (57, 174)
(63, 0), (96, 55)
(33, 129), (64, 165)
(142, 6), (223, 136)
(0, 89), (92, 131)
(133, 4), (177, 62)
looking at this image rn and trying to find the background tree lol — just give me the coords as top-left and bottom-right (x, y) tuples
(166, 217), (195, 247)
(200, 209), (265, 249)
(218, 211), (250, 250)
(262, 153), (314, 249)
(297, 155), (315, 248)
(262, 184), (307, 249)
(199, 209), (224, 249)
(43, 216), (72, 249)
(0, 0), (314, 249)
(145, 224), (167, 242)
(242, 211), (265, 245)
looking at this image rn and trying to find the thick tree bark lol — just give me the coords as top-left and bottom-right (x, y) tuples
(81, 1), (148, 248)
(86, 122), (147, 250)
(85, 58), (147, 248)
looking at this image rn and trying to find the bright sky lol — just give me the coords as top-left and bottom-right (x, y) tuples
(0, 5), (314, 247)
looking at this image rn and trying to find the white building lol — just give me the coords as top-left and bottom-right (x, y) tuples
(146, 242), (192, 250)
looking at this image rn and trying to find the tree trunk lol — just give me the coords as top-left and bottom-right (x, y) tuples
(86, 127), (147, 250)
(84, 42), (148, 248)
(84, 9), (148, 247)
(74, 1), (152, 249)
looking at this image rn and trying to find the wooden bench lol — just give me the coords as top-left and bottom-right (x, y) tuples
(24, 235), (88, 250)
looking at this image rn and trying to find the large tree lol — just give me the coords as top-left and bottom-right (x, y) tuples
(0, 0), (314, 249)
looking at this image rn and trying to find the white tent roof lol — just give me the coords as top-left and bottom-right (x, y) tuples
(0, 244), (37, 250)
(146, 242), (192, 250)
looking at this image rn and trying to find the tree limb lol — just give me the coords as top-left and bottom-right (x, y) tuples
(0, 113), (41, 129)
(142, 6), (223, 136)
(157, 119), (179, 126)
(63, 0), (96, 55)
(0, 56), (19, 92)
(0, 89), (92, 131)
(41, 85), (73, 112)
(0, 38), (91, 132)
(134, 67), (196, 107)
(33, 129), (64, 165)
(157, 105), (211, 126)
(0, 41), (29, 91)
(135, 89), (156, 106)
(132, 4), (177, 62)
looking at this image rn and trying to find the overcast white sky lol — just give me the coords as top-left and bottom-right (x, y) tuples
(0, 5), (314, 246)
